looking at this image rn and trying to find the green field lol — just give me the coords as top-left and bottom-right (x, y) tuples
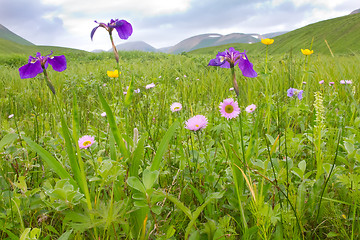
(1, 43), (360, 240)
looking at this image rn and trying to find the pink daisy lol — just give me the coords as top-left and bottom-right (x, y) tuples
(146, 83), (155, 89)
(170, 102), (182, 112)
(78, 135), (95, 149)
(219, 98), (240, 119)
(245, 104), (257, 113)
(185, 115), (208, 131)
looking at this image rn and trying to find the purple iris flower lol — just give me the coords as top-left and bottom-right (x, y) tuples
(208, 47), (257, 78)
(91, 19), (133, 40)
(19, 52), (66, 79)
(287, 88), (303, 100)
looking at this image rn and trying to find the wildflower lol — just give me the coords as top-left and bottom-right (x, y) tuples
(91, 19), (133, 41)
(134, 88), (140, 93)
(208, 47), (257, 78)
(245, 104), (257, 113)
(219, 98), (240, 119)
(329, 82), (335, 86)
(229, 87), (234, 91)
(8, 114), (14, 119)
(319, 80), (324, 84)
(184, 75), (187, 78)
(159, 76), (162, 78)
(146, 83), (155, 89)
(287, 88), (304, 100)
(314, 91), (325, 131)
(261, 38), (274, 45)
(101, 112), (107, 117)
(176, 77), (179, 80)
(107, 70), (119, 78)
(103, 83), (107, 87)
(185, 115), (208, 131)
(123, 91), (127, 95)
(301, 49), (314, 55)
(78, 135), (95, 149)
(19, 52), (66, 79)
(302, 82), (307, 85)
(340, 80), (352, 84)
(170, 102), (182, 112)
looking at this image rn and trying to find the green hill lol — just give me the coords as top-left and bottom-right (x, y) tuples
(0, 38), (87, 55)
(0, 24), (88, 56)
(0, 24), (34, 46)
(191, 12), (360, 56)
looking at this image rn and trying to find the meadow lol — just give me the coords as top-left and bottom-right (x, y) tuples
(0, 46), (360, 240)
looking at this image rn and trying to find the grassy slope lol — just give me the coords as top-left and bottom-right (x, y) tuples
(0, 38), (88, 55)
(0, 24), (34, 46)
(191, 13), (360, 56)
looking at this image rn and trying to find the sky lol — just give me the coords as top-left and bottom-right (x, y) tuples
(0, 0), (358, 52)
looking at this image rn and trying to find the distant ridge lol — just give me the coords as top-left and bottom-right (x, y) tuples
(191, 12), (360, 55)
(167, 32), (285, 54)
(0, 24), (34, 46)
(112, 41), (157, 52)
(350, 9), (360, 14)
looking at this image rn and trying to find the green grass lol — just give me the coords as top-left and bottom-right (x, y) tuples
(1, 49), (360, 239)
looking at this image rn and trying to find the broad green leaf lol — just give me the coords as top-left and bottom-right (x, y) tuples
(150, 121), (179, 171)
(129, 135), (146, 177)
(20, 228), (31, 240)
(124, 79), (133, 107)
(142, 169), (159, 190)
(58, 230), (73, 240)
(23, 136), (76, 187)
(127, 177), (146, 194)
(98, 87), (129, 159)
(165, 193), (192, 219)
(298, 160), (306, 173)
(188, 184), (204, 204)
(185, 191), (225, 239)
(166, 225), (176, 239)
(59, 112), (82, 193)
(0, 133), (18, 151)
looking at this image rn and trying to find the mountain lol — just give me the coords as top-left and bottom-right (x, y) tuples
(166, 32), (286, 54)
(191, 12), (360, 55)
(350, 9), (360, 14)
(0, 24), (34, 46)
(112, 41), (157, 52)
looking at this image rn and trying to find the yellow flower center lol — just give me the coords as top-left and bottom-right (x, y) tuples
(195, 124), (199, 127)
(83, 141), (92, 146)
(225, 105), (234, 113)
(174, 107), (180, 110)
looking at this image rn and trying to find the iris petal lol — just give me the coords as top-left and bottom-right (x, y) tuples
(48, 55), (67, 72)
(238, 52), (257, 78)
(18, 61), (43, 79)
(114, 20), (133, 40)
(90, 26), (99, 40)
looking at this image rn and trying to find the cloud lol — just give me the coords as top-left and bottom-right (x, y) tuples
(0, 0), (358, 51)
(0, 0), (66, 45)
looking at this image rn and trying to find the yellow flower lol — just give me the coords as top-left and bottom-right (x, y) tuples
(261, 38), (274, 45)
(301, 49), (314, 55)
(107, 70), (119, 78)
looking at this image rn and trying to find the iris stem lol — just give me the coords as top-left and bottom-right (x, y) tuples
(231, 67), (240, 97)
